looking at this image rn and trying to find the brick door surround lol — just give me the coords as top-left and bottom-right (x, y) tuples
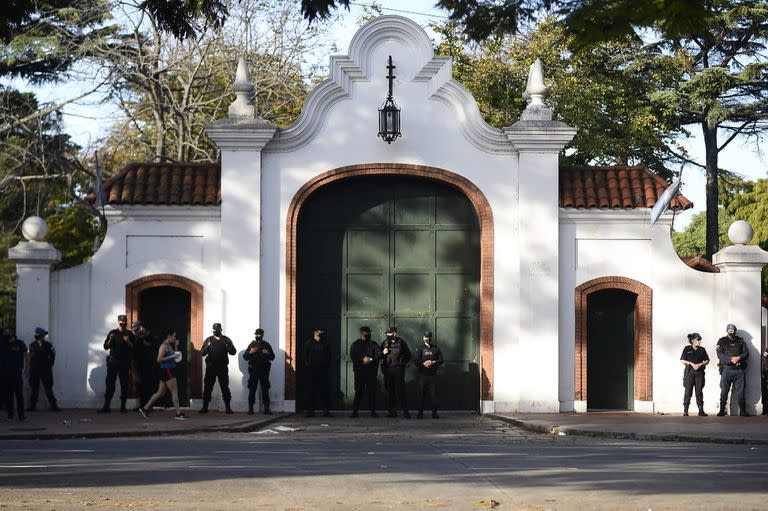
(285, 163), (495, 402)
(126, 274), (204, 398)
(574, 276), (653, 404)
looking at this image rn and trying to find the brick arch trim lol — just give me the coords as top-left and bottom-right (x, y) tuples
(126, 274), (204, 398)
(285, 163), (495, 401)
(575, 276), (652, 404)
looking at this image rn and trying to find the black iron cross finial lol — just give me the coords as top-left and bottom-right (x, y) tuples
(386, 55), (396, 99)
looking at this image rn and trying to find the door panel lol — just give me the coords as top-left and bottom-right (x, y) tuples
(138, 287), (191, 406)
(297, 175), (480, 410)
(587, 289), (636, 410)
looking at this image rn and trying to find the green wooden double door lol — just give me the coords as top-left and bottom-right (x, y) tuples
(297, 175), (481, 410)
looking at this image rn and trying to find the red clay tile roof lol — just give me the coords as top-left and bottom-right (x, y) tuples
(560, 165), (692, 210)
(93, 162), (221, 206)
(682, 255), (720, 273)
(91, 163), (690, 210)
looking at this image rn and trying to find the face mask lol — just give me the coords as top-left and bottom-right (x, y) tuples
(362, 333), (371, 339)
(255, 335), (263, 340)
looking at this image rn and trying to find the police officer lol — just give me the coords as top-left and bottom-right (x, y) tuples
(1, 329), (28, 421)
(716, 323), (751, 416)
(200, 323), (237, 414)
(303, 328), (332, 417)
(28, 327), (60, 412)
(243, 328), (275, 415)
(414, 331), (444, 419)
(132, 320), (159, 411)
(349, 325), (381, 417)
(381, 326), (411, 418)
(679, 332), (709, 416)
(99, 315), (135, 413)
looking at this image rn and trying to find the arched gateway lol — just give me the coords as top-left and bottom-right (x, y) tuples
(285, 164), (494, 410)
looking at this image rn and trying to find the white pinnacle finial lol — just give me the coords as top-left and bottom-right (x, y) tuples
(228, 56), (256, 119)
(524, 59), (549, 108)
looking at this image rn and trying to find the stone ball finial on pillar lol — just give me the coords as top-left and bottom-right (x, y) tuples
(21, 216), (49, 242)
(728, 220), (754, 245)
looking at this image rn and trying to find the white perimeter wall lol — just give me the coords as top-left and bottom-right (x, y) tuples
(559, 209), (762, 415)
(49, 207), (223, 407)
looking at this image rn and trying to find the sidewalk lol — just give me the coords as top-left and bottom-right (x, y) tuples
(0, 408), (286, 440)
(491, 412), (768, 444)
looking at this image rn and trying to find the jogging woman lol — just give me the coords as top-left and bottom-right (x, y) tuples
(138, 329), (188, 420)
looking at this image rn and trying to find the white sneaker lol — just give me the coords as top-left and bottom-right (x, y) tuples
(174, 414), (188, 420)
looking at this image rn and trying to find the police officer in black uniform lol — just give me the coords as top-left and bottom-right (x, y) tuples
(381, 326), (411, 418)
(1, 329), (28, 421)
(243, 328), (275, 415)
(132, 320), (159, 411)
(303, 328), (332, 417)
(28, 327), (60, 412)
(716, 323), (751, 416)
(99, 315), (135, 413)
(349, 325), (381, 417)
(200, 323), (237, 414)
(679, 332), (709, 416)
(414, 331), (444, 419)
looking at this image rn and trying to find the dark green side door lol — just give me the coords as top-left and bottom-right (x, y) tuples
(586, 289), (636, 410)
(138, 286), (192, 406)
(297, 175), (481, 410)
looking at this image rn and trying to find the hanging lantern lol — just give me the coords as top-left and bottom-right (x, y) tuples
(378, 55), (401, 144)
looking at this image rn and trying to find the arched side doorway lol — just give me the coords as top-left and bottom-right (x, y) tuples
(286, 163), (494, 408)
(575, 277), (652, 409)
(126, 274), (204, 401)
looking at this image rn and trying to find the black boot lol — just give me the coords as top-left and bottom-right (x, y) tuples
(247, 401), (255, 415)
(199, 400), (209, 414)
(225, 402), (234, 414)
(683, 404), (689, 416)
(264, 406), (271, 415)
(698, 406), (707, 417)
(120, 400), (128, 413)
(97, 399), (111, 413)
(738, 404), (751, 417)
(50, 400), (60, 412)
(717, 403), (726, 416)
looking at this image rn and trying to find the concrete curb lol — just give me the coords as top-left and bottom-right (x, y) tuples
(488, 414), (768, 445)
(0, 413), (290, 441)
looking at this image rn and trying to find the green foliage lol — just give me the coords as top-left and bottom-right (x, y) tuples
(0, 0), (114, 83)
(46, 202), (99, 268)
(434, 19), (685, 179)
(672, 209), (735, 258)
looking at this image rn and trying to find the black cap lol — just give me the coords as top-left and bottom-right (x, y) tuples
(359, 326), (371, 333)
(254, 328), (264, 335)
(423, 331), (433, 338)
(118, 315), (127, 323)
(386, 326), (397, 333)
(688, 332), (701, 341)
(212, 323), (222, 331)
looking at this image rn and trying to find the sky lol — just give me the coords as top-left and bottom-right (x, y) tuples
(18, 0), (768, 230)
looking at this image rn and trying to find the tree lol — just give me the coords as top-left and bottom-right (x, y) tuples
(300, 0), (714, 45)
(96, 0), (333, 166)
(434, 19), (685, 178)
(722, 177), (768, 290)
(651, 2), (768, 260)
(672, 209), (735, 258)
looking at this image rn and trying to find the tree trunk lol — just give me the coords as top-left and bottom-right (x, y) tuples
(703, 122), (719, 260)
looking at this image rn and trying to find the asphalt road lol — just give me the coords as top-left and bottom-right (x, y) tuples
(1, 415), (766, 510)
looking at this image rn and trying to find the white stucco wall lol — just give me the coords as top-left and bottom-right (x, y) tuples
(14, 15), (768, 414)
(48, 207), (224, 407)
(559, 209), (762, 415)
